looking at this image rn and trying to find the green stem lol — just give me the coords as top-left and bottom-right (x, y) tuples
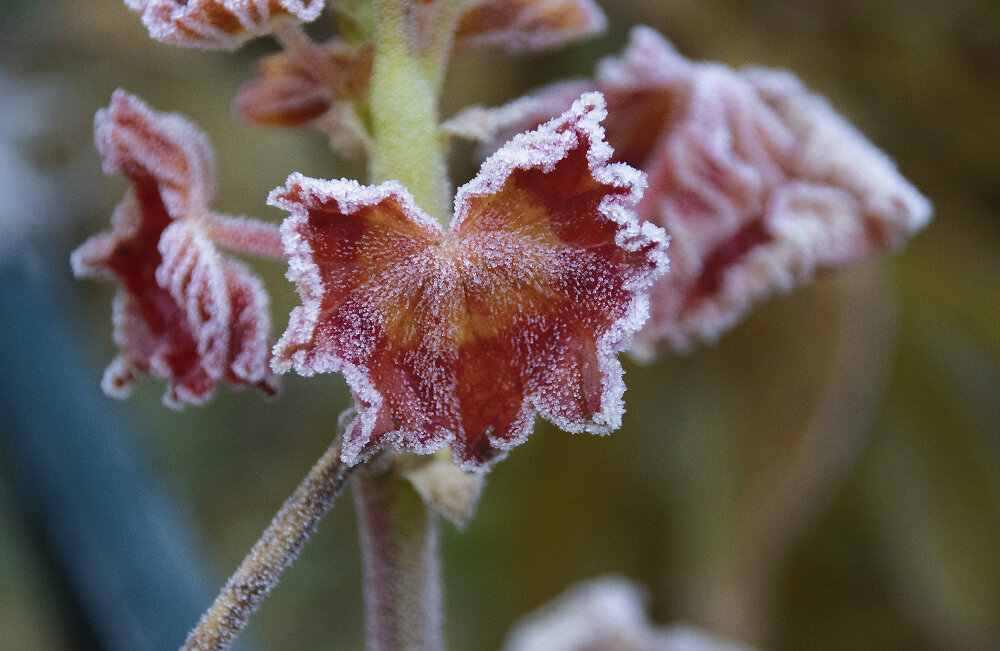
(359, 4), (451, 648)
(368, 0), (450, 224)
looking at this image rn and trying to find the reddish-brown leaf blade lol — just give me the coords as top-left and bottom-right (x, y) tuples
(454, 0), (606, 54)
(127, 0), (324, 50)
(270, 94), (667, 470)
(75, 91), (277, 406)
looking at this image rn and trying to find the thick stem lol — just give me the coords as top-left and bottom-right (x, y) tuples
(368, 0), (450, 224)
(354, 3), (450, 648)
(181, 435), (354, 651)
(354, 471), (443, 651)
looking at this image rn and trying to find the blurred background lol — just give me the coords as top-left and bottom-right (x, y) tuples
(1, 1), (998, 649)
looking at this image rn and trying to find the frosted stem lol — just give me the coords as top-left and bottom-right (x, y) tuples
(353, 2), (451, 647)
(368, 0), (450, 224)
(201, 214), (285, 259)
(181, 435), (354, 651)
(354, 471), (443, 651)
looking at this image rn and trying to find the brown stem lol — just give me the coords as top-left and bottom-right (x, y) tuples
(354, 469), (443, 651)
(181, 434), (355, 651)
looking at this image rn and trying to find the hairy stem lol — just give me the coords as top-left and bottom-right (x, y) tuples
(368, 0), (450, 224)
(354, 471), (443, 651)
(181, 435), (355, 651)
(354, 3), (451, 648)
(201, 214), (285, 259)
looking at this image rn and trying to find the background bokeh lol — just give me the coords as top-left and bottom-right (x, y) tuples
(2, 1), (998, 649)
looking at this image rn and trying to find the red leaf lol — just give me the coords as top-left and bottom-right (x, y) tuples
(126, 0), (324, 50)
(233, 41), (374, 128)
(489, 27), (931, 357)
(74, 91), (277, 407)
(453, 0), (606, 54)
(270, 93), (667, 469)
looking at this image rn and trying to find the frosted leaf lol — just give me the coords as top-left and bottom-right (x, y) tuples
(441, 96), (546, 143)
(618, 28), (932, 355)
(488, 26), (931, 357)
(233, 41), (374, 128)
(74, 200), (277, 407)
(128, 0), (325, 50)
(454, 0), (606, 54)
(270, 93), (667, 470)
(74, 90), (277, 406)
(96, 89), (215, 220)
(502, 576), (755, 651)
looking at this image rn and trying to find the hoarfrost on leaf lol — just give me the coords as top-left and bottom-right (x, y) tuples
(487, 26), (931, 358)
(441, 96), (545, 144)
(453, 0), (607, 54)
(270, 93), (668, 470)
(73, 90), (278, 407)
(127, 0), (325, 50)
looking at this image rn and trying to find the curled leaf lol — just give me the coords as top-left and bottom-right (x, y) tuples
(234, 41), (374, 128)
(126, 0), (325, 50)
(621, 28), (932, 355)
(485, 27), (931, 358)
(73, 90), (277, 407)
(270, 93), (667, 470)
(454, 0), (606, 54)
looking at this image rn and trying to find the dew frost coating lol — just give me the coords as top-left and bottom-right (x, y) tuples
(453, 0), (607, 54)
(72, 90), (276, 407)
(607, 28), (931, 355)
(494, 26), (931, 357)
(126, 0), (325, 50)
(270, 94), (668, 471)
(233, 0), (606, 131)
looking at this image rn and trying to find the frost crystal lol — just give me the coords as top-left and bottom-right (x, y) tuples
(453, 0), (607, 54)
(270, 93), (667, 470)
(72, 90), (277, 407)
(489, 26), (932, 357)
(127, 0), (324, 50)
